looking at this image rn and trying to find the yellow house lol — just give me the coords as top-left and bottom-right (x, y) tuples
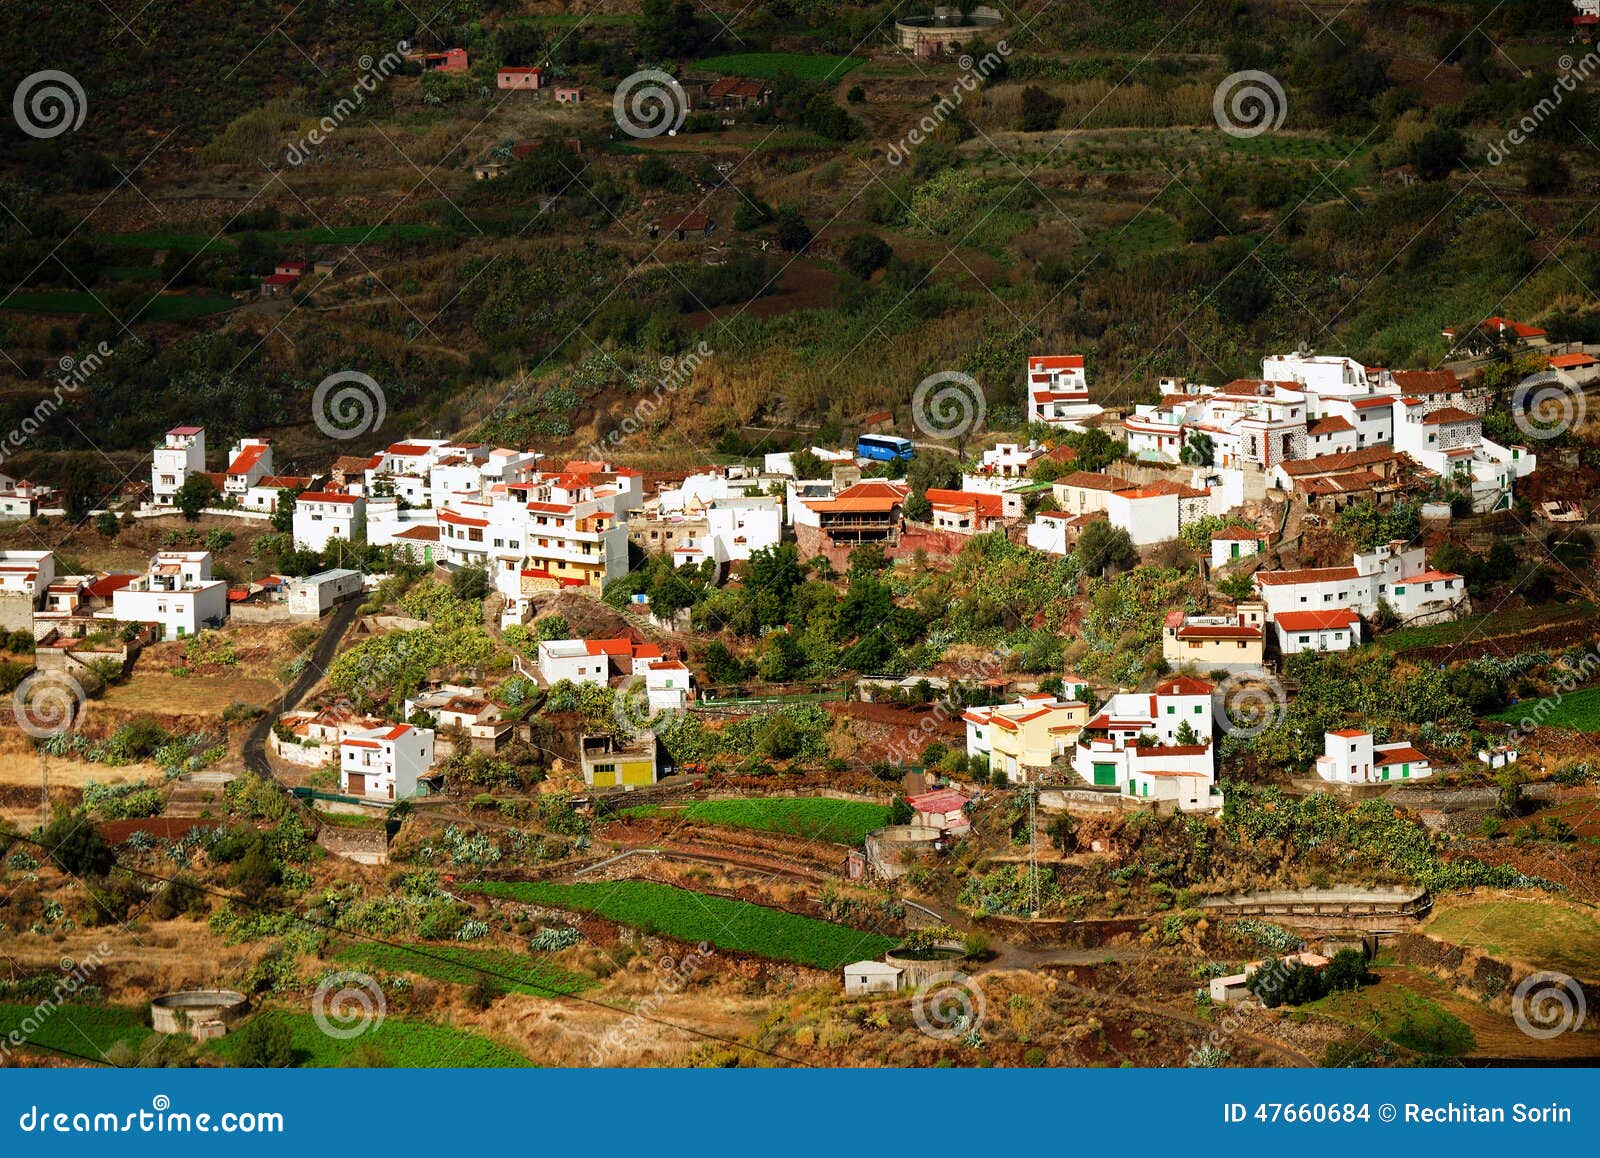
(580, 734), (658, 788)
(973, 694), (1091, 783)
(1161, 602), (1266, 673)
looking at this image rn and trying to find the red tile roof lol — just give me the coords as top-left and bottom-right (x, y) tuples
(1154, 676), (1214, 696)
(1274, 609), (1359, 631)
(1255, 566), (1360, 586)
(1308, 416), (1354, 436)
(1419, 406), (1479, 425)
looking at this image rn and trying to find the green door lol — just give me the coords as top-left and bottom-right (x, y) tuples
(1093, 762), (1117, 786)
(1231, 542), (1240, 558)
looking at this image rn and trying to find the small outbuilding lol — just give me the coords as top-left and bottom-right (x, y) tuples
(288, 568), (364, 618)
(843, 960), (904, 995)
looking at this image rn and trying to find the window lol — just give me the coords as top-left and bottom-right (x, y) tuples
(1194, 705), (1203, 714)
(1165, 705), (1175, 715)
(595, 763), (616, 774)
(1298, 635), (1310, 644)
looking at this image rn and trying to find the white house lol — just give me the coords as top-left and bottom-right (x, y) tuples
(704, 495), (782, 563)
(110, 551), (228, 641)
(1071, 676), (1218, 807)
(642, 659), (693, 712)
(1026, 355), (1103, 428)
(1273, 609), (1361, 655)
(1314, 729), (1431, 784)
(537, 637), (663, 687)
(340, 722), (435, 801)
(294, 491), (367, 552)
(151, 426), (206, 507)
(287, 568), (364, 618)
(1391, 398), (1535, 514)
(1254, 540), (1454, 623)
(843, 960), (904, 995)
(1387, 569), (1468, 622)
(1209, 528), (1265, 568)
(0, 549), (55, 630)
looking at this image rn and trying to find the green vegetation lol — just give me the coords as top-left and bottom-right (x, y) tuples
(467, 880), (895, 969)
(0, 291), (235, 318)
(208, 1011), (531, 1067)
(1383, 603), (1600, 653)
(1489, 685), (1600, 733)
(1309, 981), (1476, 1058)
(1426, 902), (1600, 981)
(1221, 784), (1549, 893)
(683, 797), (890, 844)
(0, 1003), (151, 1058)
(332, 942), (594, 997)
(697, 52), (863, 82)
(94, 224), (441, 252)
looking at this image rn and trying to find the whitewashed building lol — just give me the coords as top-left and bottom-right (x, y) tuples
(111, 551), (227, 640)
(340, 722), (435, 800)
(1314, 729), (1431, 784)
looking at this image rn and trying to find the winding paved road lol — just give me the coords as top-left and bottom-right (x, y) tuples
(242, 597), (363, 780)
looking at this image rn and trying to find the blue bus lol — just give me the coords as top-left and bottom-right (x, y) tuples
(856, 434), (914, 463)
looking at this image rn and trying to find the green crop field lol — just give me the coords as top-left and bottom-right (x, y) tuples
(94, 223), (441, 252)
(0, 291), (235, 319)
(697, 52), (863, 82)
(207, 1011), (531, 1067)
(1381, 602), (1598, 652)
(1488, 685), (1600, 733)
(469, 880), (896, 969)
(683, 797), (890, 844)
(333, 942), (594, 997)
(1426, 901), (1600, 980)
(0, 1002), (152, 1059)
(1309, 983), (1476, 1057)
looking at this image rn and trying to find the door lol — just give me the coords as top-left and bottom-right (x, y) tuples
(347, 773), (367, 796)
(1093, 762), (1117, 786)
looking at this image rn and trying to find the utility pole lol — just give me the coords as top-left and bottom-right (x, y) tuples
(1025, 783), (1040, 919)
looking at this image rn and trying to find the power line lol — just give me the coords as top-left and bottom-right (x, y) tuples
(8, 832), (813, 1069)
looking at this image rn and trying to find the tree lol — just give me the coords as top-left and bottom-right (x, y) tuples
(1409, 128), (1466, 181)
(39, 814), (115, 877)
(1075, 520), (1138, 576)
(175, 474), (215, 522)
(93, 511), (119, 537)
(233, 1016), (297, 1068)
(841, 233), (891, 280)
(59, 454), (100, 523)
(1496, 765), (1525, 818)
(451, 566), (490, 602)
(775, 205), (812, 253)
(1173, 719), (1201, 746)
(1523, 147), (1571, 196)
(1322, 948), (1374, 992)
(1017, 85), (1064, 132)
(887, 796), (914, 825)
(270, 488), (301, 533)
(1180, 431), (1215, 466)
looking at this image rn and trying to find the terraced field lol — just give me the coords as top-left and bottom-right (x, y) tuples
(207, 1011), (531, 1067)
(469, 880), (895, 969)
(682, 797), (890, 844)
(333, 942), (594, 997)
